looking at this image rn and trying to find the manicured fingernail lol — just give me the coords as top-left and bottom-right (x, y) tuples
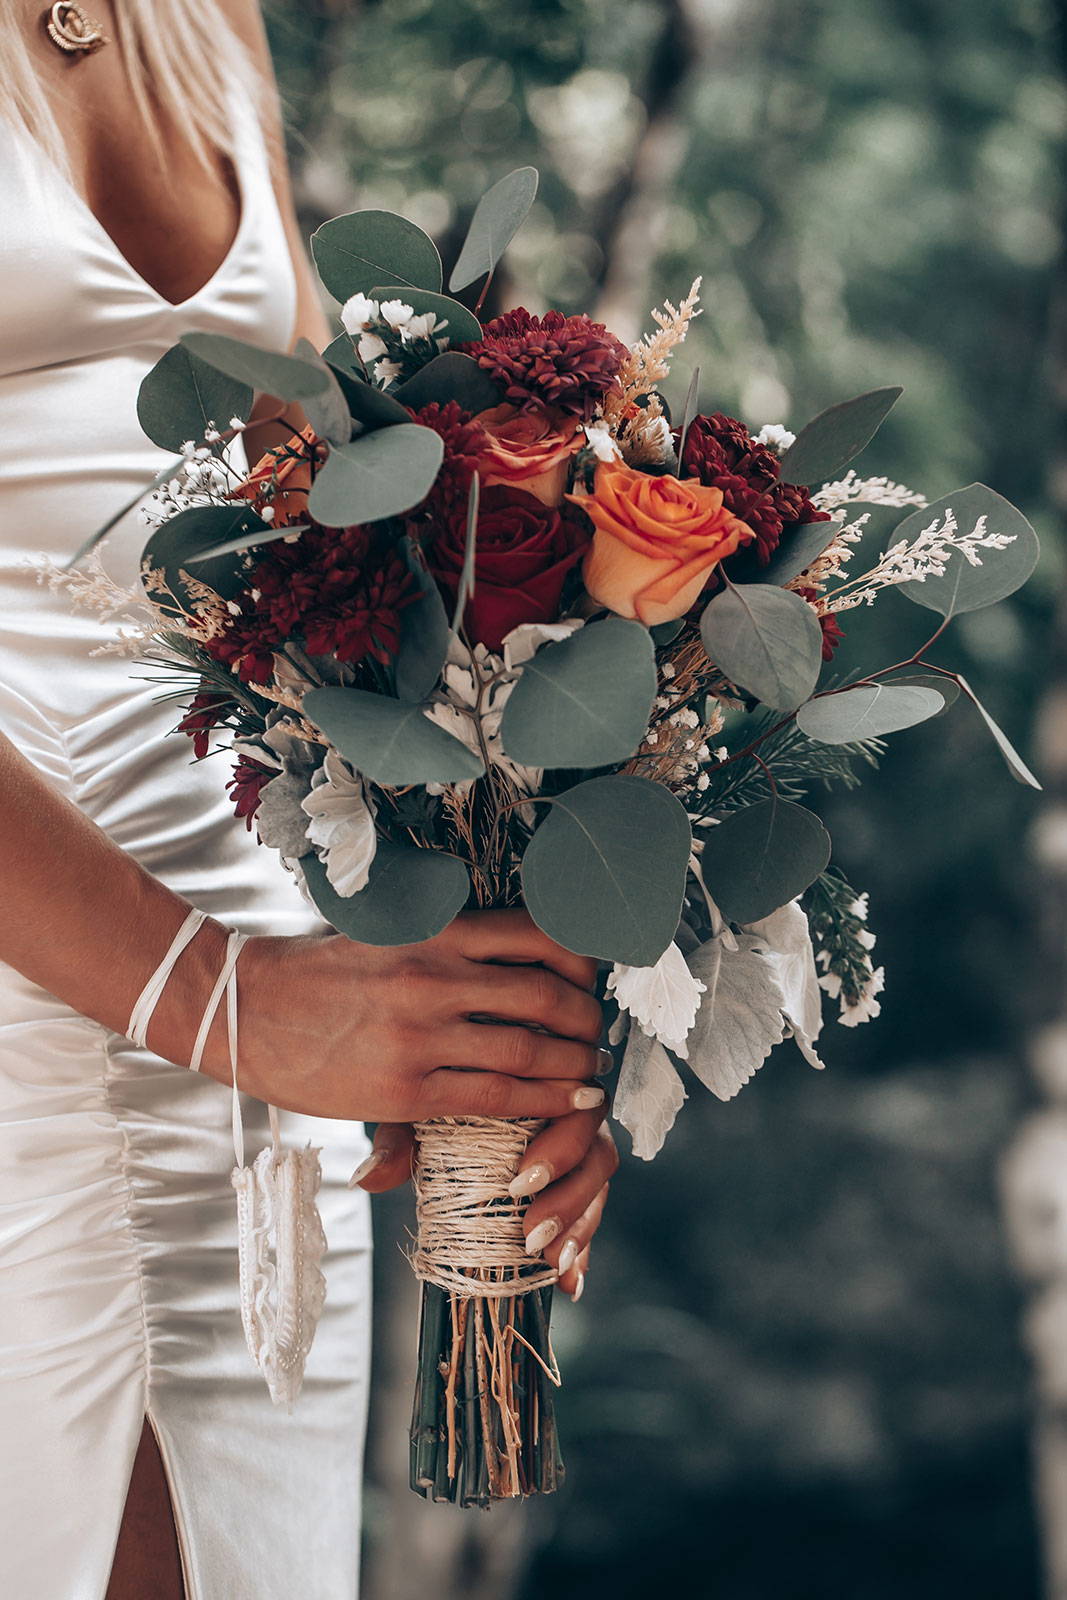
(558, 1238), (579, 1276)
(595, 1048), (614, 1077)
(525, 1217), (560, 1256)
(509, 1162), (552, 1199)
(573, 1085), (605, 1110)
(571, 1271), (586, 1303)
(347, 1149), (386, 1188)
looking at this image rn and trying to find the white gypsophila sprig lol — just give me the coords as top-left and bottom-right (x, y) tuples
(139, 453), (233, 531)
(811, 470), (927, 514)
(818, 507), (1017, 616)
(753, 422), (796, 454)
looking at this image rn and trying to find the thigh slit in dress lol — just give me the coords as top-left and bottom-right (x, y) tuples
(0, 79), (373, 1600)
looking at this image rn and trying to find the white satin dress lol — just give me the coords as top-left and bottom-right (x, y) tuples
(0, 82), (373, 1600)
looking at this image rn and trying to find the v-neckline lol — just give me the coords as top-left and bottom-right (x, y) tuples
(16, 99), (252, 314)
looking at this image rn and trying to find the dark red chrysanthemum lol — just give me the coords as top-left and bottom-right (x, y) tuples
(177, 688), (233, 759)
(679, 413), (831, 565)
(794, 586), (846, 661)
(405, 400), (486, 525)
(205, 525), (418, 684)
(463, 309), (629, 418)
(227, 755), (274, 829)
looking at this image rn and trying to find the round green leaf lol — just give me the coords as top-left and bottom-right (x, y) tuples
(521, 775), (692, 966)
(306, 424), (444, 528)
(303, 687), (484, 786)
(779, 386), (903, 486)
(500, 618), (657, 768)
(312, 211), (443, 303)
(180, 332), (330, 403)
(141, 504), (265, 606)
(701, 799), (831, 925)
(137, 343), (252, 454)
(700, 583), (823, 709)
(889, 673), (961, 712)
(394, 352), (503, 414)
(449, 167), (539, 293)
(744, 522), (837, 587)
(370, 287), (483, 347)
(303, 844), (469, 946)
(796, 683), (944, 744)
(896, 485), (1040, 617)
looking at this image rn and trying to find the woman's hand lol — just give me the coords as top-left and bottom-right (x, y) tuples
(355, 1103), (618, 1301)
(233, 908), (610, 1127)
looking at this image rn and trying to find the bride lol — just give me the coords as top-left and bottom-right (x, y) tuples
(0, 2), (617, 1595)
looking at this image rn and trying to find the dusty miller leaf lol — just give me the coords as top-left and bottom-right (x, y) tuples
(613, 1027), (688, 1161)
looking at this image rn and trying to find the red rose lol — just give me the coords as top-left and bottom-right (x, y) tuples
(427, 484), (589, 652)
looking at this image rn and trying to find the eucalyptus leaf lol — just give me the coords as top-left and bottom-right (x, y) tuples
(890, 673), (961, 712)
(311, 210), (443, 302)
(650, 619), (684, 647)
(675, 366), (700, 470)
(779, 386), (903, 486)
(395, 542), (451, 701)
(896, 485), (1040, 617)
(303, 686), (484, 786)
(521, 775), (691, 966)
(303, 844), (469, 946)
(370, 286), (483, 347)
(188, 524), (306, 563)
(394, 352), (503, 414)
(747, 521), (838, 586)
(500, 617), (657, 768)
(957, 673), (1041, 789)
(292, 338), (351, 447)
(141, 504), (265, 606)
(700, 582), (823, 709)
(321, 342), (412, 430)
(795, 683), (944, 744)
(307, 423), (444, 527)
(448, 166), (539, 293)
(700, 799), (831, 924)
(180, 332), (330, 403)
(452, 472), (480, 631)
(137, 343), (252, 454)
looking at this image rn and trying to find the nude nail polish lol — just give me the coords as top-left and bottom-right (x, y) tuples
(557, 1238), (579, 1276)
(525, 1217), (560, 1256)
(347, 1149), (386, 1188)
(573, 1085), (605, 1110)
(508, 1162), (552, 1199)
(571, 1270), (586, 1303)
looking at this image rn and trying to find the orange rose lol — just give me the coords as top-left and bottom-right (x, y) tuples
(472, 403), (583, 507)
(571, 459), (755, 625)
(233, 422), (319, 527)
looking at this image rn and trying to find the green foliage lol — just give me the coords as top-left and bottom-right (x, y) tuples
(897, 484), (1041, 616)
(499, 618), (657, 767)
(179, 332), (330, 402)
(521, 775), (692, 964)
(302, 843), (470, 945)
(449, 165), (540, 291)
(394, 541), (452, 701)
(292, 337), (352, 446)
(779, 387), (903, 486)
(142, 504), (267, 607)
(796, 683), (945, 743)
(311, 210), (443, 301)
(745, 522), (840, 587)
(136, 344), (252, 454)
(700, 716), (883, 814)
(700, 582), (824, 709)
(394, 351), (504, 412)
(306, 423), (444, 526)
(699, 797), (831, 923)
(957, 672), (1042, 787)
(303, 686), (484, 785)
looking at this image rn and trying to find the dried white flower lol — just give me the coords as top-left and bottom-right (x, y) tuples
(300, 748), (378, 897)
(340, 292), (379, 334)
(379, 298), (415, 329)
(820, 963), (884, 1026)
(820, 507), (1017, 616)
(754, 422), (795, 453)
(812, 471), (927, 513)
(608, 942), (707, 1059)
(358, 332), (389, 364)
(373, 358), (403, 387)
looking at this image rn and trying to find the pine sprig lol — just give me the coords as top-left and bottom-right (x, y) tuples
(695, 717), (883, 815)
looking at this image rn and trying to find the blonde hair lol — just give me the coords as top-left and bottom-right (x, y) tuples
(0, 0), (269, 179)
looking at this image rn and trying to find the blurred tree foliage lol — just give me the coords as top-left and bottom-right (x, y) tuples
(264, 2), (1062, 1594)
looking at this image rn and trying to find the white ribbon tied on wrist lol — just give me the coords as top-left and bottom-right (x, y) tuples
(129, 910), (328, 1408)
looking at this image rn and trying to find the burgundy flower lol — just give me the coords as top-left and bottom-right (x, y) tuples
(426, 483), (589, 652)
(177, 689), (233, 759)
(463, 309), (629, 418)
(679, 412), (831, 565)
(205, 526), (418, 684)
(406, 400), (486, 525)
(227, 755), (274, 829)
(795, 586), (845, 661)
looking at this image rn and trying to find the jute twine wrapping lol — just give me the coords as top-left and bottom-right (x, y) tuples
(411, 1116), (560, 1299)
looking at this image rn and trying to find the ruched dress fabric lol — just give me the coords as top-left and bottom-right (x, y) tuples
(0, 83), (372, 1600)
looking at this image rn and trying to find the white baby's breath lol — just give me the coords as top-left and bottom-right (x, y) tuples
(754, 422), (796, 453)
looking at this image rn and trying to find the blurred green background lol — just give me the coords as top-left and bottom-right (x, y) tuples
(264, 1), (1063, 1594)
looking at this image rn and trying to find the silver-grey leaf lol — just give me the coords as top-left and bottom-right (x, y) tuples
(614, 1028), (687, 1161)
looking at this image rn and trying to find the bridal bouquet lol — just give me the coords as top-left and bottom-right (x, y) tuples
(76, 167), (1039, 1505)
